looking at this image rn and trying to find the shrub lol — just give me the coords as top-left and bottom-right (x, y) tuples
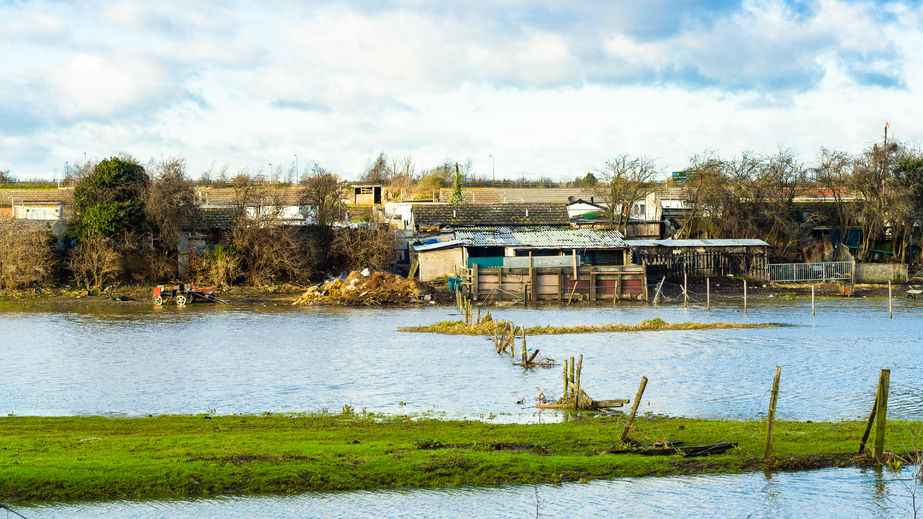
(0, 221), (55, 289)
(69, 234), (121, 291)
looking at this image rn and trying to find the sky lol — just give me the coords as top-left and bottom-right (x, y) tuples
(2, 0), (923, 181)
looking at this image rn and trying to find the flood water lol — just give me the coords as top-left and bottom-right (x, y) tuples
(3, 297), (923, 517)
(1, 297), (921, 421)
(20, 466), (922, 518)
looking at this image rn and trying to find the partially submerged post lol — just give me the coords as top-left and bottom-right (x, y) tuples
(574, 354), (583, 408)
(706, 277), (710, 311)
(562, 358), (570, 398)
(888, 281), (893, 319)
(811, 285), (815, 317)
(620, 376), (648, 444)
(540, 355), (627, 411)
(743, 278), (749, 311)
(683, 272), (688, 308)
(764, 366), (782, 462)
(873, 368), (890, 460)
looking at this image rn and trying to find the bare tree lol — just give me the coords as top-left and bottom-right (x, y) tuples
(596, 155), (658, 234)
(361, 152), (390, 184)
(300, 165), (345, 227)
(815, 149), (856, 253)
(146, 158), (201, 254)
(332, 226), (397, 272)
(230, 182), (311, 286)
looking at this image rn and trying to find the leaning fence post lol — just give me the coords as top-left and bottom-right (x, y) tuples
(873, 368), (891, 460)
(858, 379), (880, 455)
(620, 376), (648, 444)
(764, 366), (782, 462)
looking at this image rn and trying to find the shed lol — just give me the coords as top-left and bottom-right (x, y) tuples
(627, 238), (770, 280)
(412, 226), (631, 281)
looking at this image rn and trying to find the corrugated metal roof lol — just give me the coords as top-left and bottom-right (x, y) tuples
(454, 226), (628, 249)
(412, 239), (467, 252)
(626, 239), (769, 248)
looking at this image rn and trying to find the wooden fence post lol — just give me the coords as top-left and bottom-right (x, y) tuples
(743, 279), (748, 312)
(562, 358), (569, 399)
(858, 379), (880, 455)
(472, 263), (479, 301)
(811, 285), (815, 317)
(888, 281), (893, 319)
(764, 366), (782, 462)
(574, 354), (583, 409)
(873, 368), (891, 460)
(706, 276), (710, 311)
(620, 376), (648, 444)
(683, 272), (688, 308)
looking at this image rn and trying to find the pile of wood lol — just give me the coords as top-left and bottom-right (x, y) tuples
(537, 354), (627, 411)
(293, 271), (421, 306)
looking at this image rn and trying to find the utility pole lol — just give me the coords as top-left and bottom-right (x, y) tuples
(490, 153), (495, 183)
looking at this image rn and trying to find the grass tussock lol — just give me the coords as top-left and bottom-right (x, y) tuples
(399, 317), (784, 336)
(0, 413), (919, 504)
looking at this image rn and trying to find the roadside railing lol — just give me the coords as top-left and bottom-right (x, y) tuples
(768, 261), (854, 283)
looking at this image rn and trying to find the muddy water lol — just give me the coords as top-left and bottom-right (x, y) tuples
(21, 466), (922, 518)
(1, 297), (922, 421)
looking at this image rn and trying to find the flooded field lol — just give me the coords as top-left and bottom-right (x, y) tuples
(21, 466), (921, 518)
(1, 298), (922, 421)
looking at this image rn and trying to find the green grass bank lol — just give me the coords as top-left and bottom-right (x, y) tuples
(1, 414), (919, 504)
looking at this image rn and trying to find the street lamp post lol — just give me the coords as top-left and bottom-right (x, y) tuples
(489, 153), (495, 183)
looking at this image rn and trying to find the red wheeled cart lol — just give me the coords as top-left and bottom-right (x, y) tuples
(152, 284), (220, 306)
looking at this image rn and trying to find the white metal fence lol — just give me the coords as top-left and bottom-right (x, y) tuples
(767, 261), (854, 283)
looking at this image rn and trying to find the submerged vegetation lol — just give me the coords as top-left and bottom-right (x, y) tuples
(399, 317), (784, 336)
(0, 413), (920, 504)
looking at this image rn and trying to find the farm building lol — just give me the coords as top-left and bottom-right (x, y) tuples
(412, 226), (647, 302)
(627, 239), (770, 281)
(410, 203), (570, 233)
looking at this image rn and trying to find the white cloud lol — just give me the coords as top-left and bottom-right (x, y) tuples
(1, 0), (922, 181)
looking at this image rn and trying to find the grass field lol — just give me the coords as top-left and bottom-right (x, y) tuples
(1, 413), (918, 504)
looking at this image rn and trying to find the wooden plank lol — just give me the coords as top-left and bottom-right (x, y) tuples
(558, 269), (564, 302)
(590, 272), (597, 302)
(497, 268), (502, 302)
(472, 263), (479, 301)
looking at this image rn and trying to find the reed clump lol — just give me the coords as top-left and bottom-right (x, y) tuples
(400, 318), (783, 336)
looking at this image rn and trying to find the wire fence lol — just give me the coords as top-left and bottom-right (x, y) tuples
(768, 261), (854, 283)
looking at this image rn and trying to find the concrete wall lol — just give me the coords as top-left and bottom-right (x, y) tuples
(856, 263), (908, 283)
(417, 247), (465, 282)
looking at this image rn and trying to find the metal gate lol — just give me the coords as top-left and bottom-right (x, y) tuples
(767, 261), (854, 283)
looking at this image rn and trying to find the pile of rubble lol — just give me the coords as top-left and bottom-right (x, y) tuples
(293, 270), (421, 306)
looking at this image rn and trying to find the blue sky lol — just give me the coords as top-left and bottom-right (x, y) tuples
(1, 0), (922, 180)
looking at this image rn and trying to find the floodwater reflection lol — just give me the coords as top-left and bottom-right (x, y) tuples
(22, 466), (922, 518)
